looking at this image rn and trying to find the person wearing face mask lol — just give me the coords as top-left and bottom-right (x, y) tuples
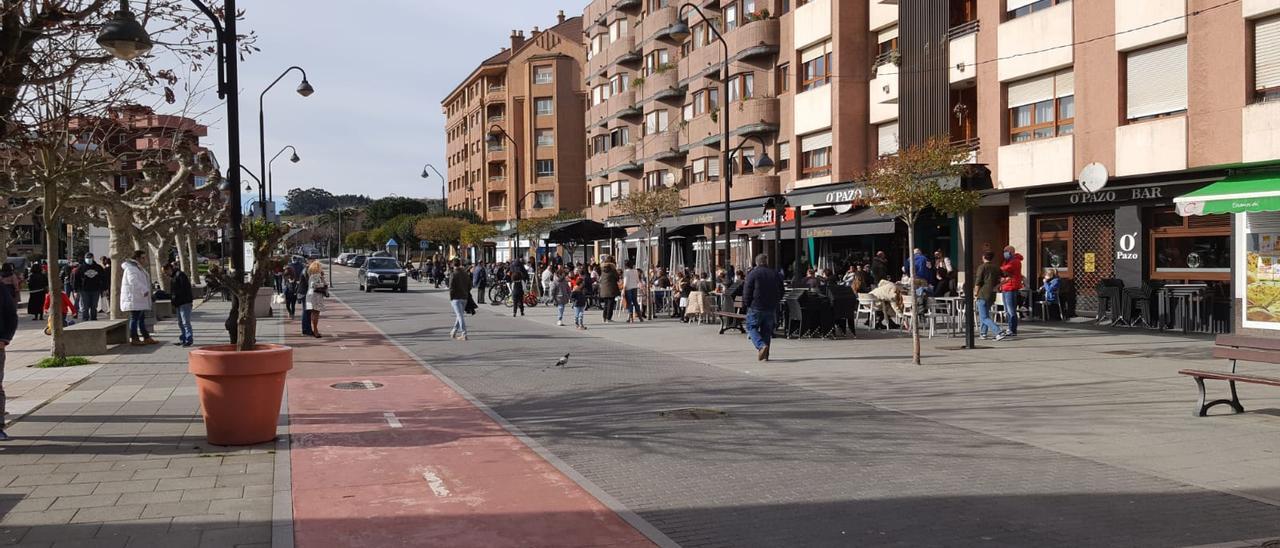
(73, 253), (107, 322)
(998, 245), (1024, 338)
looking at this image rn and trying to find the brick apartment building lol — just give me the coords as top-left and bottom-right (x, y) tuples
(441, 11), (587, 261)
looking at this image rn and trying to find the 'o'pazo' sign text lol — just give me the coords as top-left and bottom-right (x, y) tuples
(824, 187), (879, 206)
(1027, 182), (1206, 210)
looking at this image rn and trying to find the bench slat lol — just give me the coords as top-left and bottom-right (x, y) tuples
(1214, 335), (1280, 352)
(1212, 347), (1280, 365)
(1178, 369), (1280, 387)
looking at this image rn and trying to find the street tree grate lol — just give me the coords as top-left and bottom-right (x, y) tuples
(658, 408), (728, 420)
(330, 381), (384, 391)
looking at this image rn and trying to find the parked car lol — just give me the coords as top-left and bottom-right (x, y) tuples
(334, 253), (355, 265)
(358, 256), (408, 293)
(349, 255), (367, 268)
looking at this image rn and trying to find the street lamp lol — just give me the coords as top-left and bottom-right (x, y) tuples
(510, 190), (545, 261)
(420, 163), (445, 213)
(259, 66), (313, 217)
(268, 145), (300, 203)
(100, 0), (247, 280)
(670, 3), (735, 279)
(486, 125), (525, 257)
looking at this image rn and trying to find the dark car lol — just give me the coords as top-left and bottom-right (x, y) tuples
(359, 256), (408, 293)
(350, 255), (367, 268)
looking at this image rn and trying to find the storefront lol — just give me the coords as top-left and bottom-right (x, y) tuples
(1025, 177), (1228, 315)
(1174, 172), (1280, 334)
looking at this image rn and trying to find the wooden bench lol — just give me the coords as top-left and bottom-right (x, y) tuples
(61, 319), (129, 356)
(716, 297), (746, 335)
(1178, 335), (1280, 417)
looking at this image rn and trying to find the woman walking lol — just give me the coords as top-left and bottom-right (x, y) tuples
(26, 264), (46, 321)
(597, 256), (620, 323)
(551, 267), (571, 326)
(447, 259), (471, 341)
(306, 261), (328, 338)
(622, 259), (644, 323)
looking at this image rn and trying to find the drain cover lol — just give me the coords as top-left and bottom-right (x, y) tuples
(658, 408), (728, 420)
(330, 381), (384, 391)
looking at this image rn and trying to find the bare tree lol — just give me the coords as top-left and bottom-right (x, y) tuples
(614, 187), (682, 318)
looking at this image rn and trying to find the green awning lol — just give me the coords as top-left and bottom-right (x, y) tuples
(1174, 172), (1280, 216)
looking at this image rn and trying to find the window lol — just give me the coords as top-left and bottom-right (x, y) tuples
(1148, 207), (1231, 281)
(644, 170), (674, 189)
(610, 181), (629, 199)
(610, 73), (630, 95)
(1007, 70), (1074, 143)
(1254, 16), (1280, 102)
(1036, 217), (1072, 272)
(800, 131), (832, 178)
(592, 134), (611, 155)
(609, 19), (628, 43)
(610, 127), (630, 147)
(535, 191), (555, 209)
(1126, 40), (1187, 121)
(690, 88), (718, 116)
(876, 26), (899, 64)
(645, 109), (669, 135)
(725, 4), (739, 32)
(648, 0), (669, 11)
(535, 129), (554, 147)
(592, 184), (613, 205)
(644, 50), (671, 76)
(728, 73), (754, 102)
(534, 66), (554, 85)
(801, 42), (832, 91)
(535, 159), (555, 176)
(877, 122), (899, 156)
(535, 97), (554, 116)
(1007, 0), (1066, 19)
(777, 63), (790, 93)
(777, 142), (790, 171)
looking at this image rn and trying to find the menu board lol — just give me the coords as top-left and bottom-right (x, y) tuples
(1245, 232), (1280, 327)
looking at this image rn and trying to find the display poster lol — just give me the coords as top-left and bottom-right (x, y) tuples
(1245, 231), (1280, 328)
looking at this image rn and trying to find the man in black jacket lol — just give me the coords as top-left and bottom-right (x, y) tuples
(73, 253), (107, 321)
(165, 263), (195, 347)
(742, 254), (785, 362)
(0, 276), (17, 440)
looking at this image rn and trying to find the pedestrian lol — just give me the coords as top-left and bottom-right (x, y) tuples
(870, 251), (888, 284)
(73, 254), (106, 321)
(165, 262), (195, 347)
(974, 251), (1004, 340)
(903, 247), (934, 284)
(447, 258), (471, 341)
(472, 261), (488, 305)
(743, 254), (785, 361)
(551, 266), (571, 326)
(0, 276), (17, 440)
(283, 267), (299, 319)
(1039, 268), (1062, 321)
(540, 263), (554, 303)
(120, 250), (158, 346)
(569, 266), (591, 330)
(999, 245), (1024, 337)
(99, 256), (112, 315)
(306, 260), (328, 338)
(510, 258), (528, 317)
(869, 279), (904, 330)
(622, 259), (644, 323)
(41, 290), (77, 334)
(597, 256), (620, 323)
(26, 264), (46, 321)
(0, 263), (21, 306)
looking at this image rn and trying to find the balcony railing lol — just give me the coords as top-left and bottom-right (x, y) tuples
(488, 204), (507, 212)
(487, 115), (505, 123)
(951, 136), (980, 152)
(488, 176), (506, 183)
(946, 19), (980, 41)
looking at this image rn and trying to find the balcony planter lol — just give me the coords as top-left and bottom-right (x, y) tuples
(189, 344), (292, 446)
(197, 218), (294, 446)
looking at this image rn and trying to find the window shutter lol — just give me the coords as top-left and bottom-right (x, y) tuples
(693, 160), (706, 174)
(778, 142), (791, 161)
(1007, 0), (1039, 12)
(801, 131), (833, 152)
(878, 122), (899, 155)
(1127, 41), (1188, 119)
(1054, 70), (1074, 98)
(1007, 73), (1055, 108)
(708, 158), (721, 178)
(801, 41), (831, 64)
(1256, 16), (1280, 92)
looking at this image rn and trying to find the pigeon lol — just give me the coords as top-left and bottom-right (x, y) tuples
(554, 353), (570, 367)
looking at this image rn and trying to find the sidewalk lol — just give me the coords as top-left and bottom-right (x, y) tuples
(283, 298), (654, 548)
(3, 294), (104, 426)
(0, 300), (281, 547)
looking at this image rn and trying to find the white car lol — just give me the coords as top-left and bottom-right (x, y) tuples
(334, 253), (355, 265)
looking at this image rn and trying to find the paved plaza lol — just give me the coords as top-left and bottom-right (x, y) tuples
(0, 275), (1277, 546)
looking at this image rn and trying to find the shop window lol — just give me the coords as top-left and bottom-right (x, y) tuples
(1148, 207), (1230, 281)
(1245, 212), (1280, 328)
(1037, 217), (1072, 273)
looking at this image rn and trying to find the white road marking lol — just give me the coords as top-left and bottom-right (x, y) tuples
(360, 380), (376, 390)
(383, 412), (402, 428)
(422, 470), (451, 497)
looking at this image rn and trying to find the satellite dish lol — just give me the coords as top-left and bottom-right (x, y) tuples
(1078, 162), (1109, 194)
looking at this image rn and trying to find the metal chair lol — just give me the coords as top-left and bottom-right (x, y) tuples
(855, 293), (876, 327)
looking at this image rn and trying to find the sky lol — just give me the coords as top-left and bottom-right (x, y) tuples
(193, 0), (585, 208)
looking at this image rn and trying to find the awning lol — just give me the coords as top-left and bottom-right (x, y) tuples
(545, 219), (627, 244)
(761, 208), (897, 240)
(1175, 172), (1280, 216)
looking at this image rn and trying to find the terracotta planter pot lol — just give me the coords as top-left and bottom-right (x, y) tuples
(188, 344), (293, 446)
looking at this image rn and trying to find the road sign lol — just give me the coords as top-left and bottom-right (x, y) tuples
(419, 240), (429, 250)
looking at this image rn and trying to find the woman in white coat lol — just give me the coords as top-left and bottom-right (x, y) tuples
(306, 261), (327, 338)
(120, 250), (157, 345)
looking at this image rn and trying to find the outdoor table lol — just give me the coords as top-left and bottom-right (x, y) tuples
(933, 296), (964, 337)
(1159, 284), (1209, 334)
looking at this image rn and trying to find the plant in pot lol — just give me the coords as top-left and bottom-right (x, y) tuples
(191, 217), (294, 446)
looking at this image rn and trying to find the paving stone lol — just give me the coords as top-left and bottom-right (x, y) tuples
(5, 497), (54, 513)
(206, 497), (270, 516)
(28, 484), (96, 499)
(90, 480), (158, 496)
(5, 474), (73, 488)
(68, 471), (134, 484)
(128, 468), (188, 481)
(92, 518), (172, 541)
(154, 476), (215, 492)
(241, 485), (272, 499)
(195, 525), (270, 547)
(138, 501), (212, 519)
(48, 494), (120, 511)
(68, 505), (146, 524)
(108, 460), (169, 472)
(167, 514), (238, 533)
(0, 509), (77, 529)
(115, 491), (183, 506)
(187, 464), (245, 478)
(212, 474), (272, 489)
(0, 465), (58, 476)
(178, 487), (242, 502)
(122, 531), (199, 548)
(51, 462), (113, 475)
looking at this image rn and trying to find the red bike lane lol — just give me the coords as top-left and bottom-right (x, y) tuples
(284, 299), (654, 547)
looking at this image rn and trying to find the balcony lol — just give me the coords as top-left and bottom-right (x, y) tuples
(487, 175), (507, 185)
(869, 64), (899, 125)
(1116, 117), (1186, 177)
(997, 135), (1074, 189)
(681, 41), (724, 84)
(731, 97), (780, 133)
(727, 18), (779, 61)
(640, 5), (679, 43)
(642, 130), (680, 162)
(604, 89), (636, 115)
(653, 85), (687, 102)
(870, 0), (898, 31)
(729, 173), (780, 201)
(607, 143), (637, 168)
(485, 86), (506, 103)
(947, 21), (978, 85)
(638, 67), (678, 99)
(486, 115), (505, 124)
(997, 1), (1072, 82)
(486, 146), (507, 163)
(607, 34), (636, 68)
(1243, 101), (1280, 162)
(615, 46), (641, 66)
(613, 0), (640, 11)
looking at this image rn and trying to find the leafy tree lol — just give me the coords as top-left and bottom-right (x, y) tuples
(283, 188), (338, 216)
(415, 217), (468, 250)
(862, 136), (980, 365)
(460, 223), (498, 247)
(364, 197), (431, 229)
(333, 194), (373, 208)
(344, 230), (369, 251)
(432, 209), (482, 224)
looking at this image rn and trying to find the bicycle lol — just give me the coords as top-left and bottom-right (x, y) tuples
(489, 283), (510, 306)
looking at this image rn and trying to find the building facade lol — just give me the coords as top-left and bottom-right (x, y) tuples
(442, 11), (586, 260)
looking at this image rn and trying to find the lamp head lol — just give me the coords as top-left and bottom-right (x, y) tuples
(296, 79), (315, 97)
(754, 151), (775, 173)
(289, 152), (301, 163)
(97, 6), (153, 61)
(420, 169), (430, 179)
(668, 19), (691, 43)
(244, 182), (253, 192)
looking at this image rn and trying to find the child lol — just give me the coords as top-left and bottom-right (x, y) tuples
(42, 291), (78, 335)
(569, 266), (591, 330)
(1040, 268), (1061, 321)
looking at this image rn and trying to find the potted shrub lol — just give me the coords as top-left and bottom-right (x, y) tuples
(190, 218), (293, 446)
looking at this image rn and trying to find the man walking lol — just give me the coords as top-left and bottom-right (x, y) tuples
(448, 259), (471, 341)
(509, 258), (528, 317)
(74, 253), (106, 321)
(999, 245), (1024, 338)
(472, 261), (488, 306)
(743, 254), (784, 362)
(0, 272), (17, 440)
(973, 251), (1005, 341)
(165, 262), (195, 347)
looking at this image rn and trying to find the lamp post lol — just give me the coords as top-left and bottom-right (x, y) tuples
(510, 190), (544, 261)
(259, 66), (314, 217)
(486, 125), (524, 258)
(99, 0), (246, 279)
(725, 134), (775, 270)
(268, 145), (300, 203)
(669, 5), (732, 278)
(420, 163), (445, 214)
